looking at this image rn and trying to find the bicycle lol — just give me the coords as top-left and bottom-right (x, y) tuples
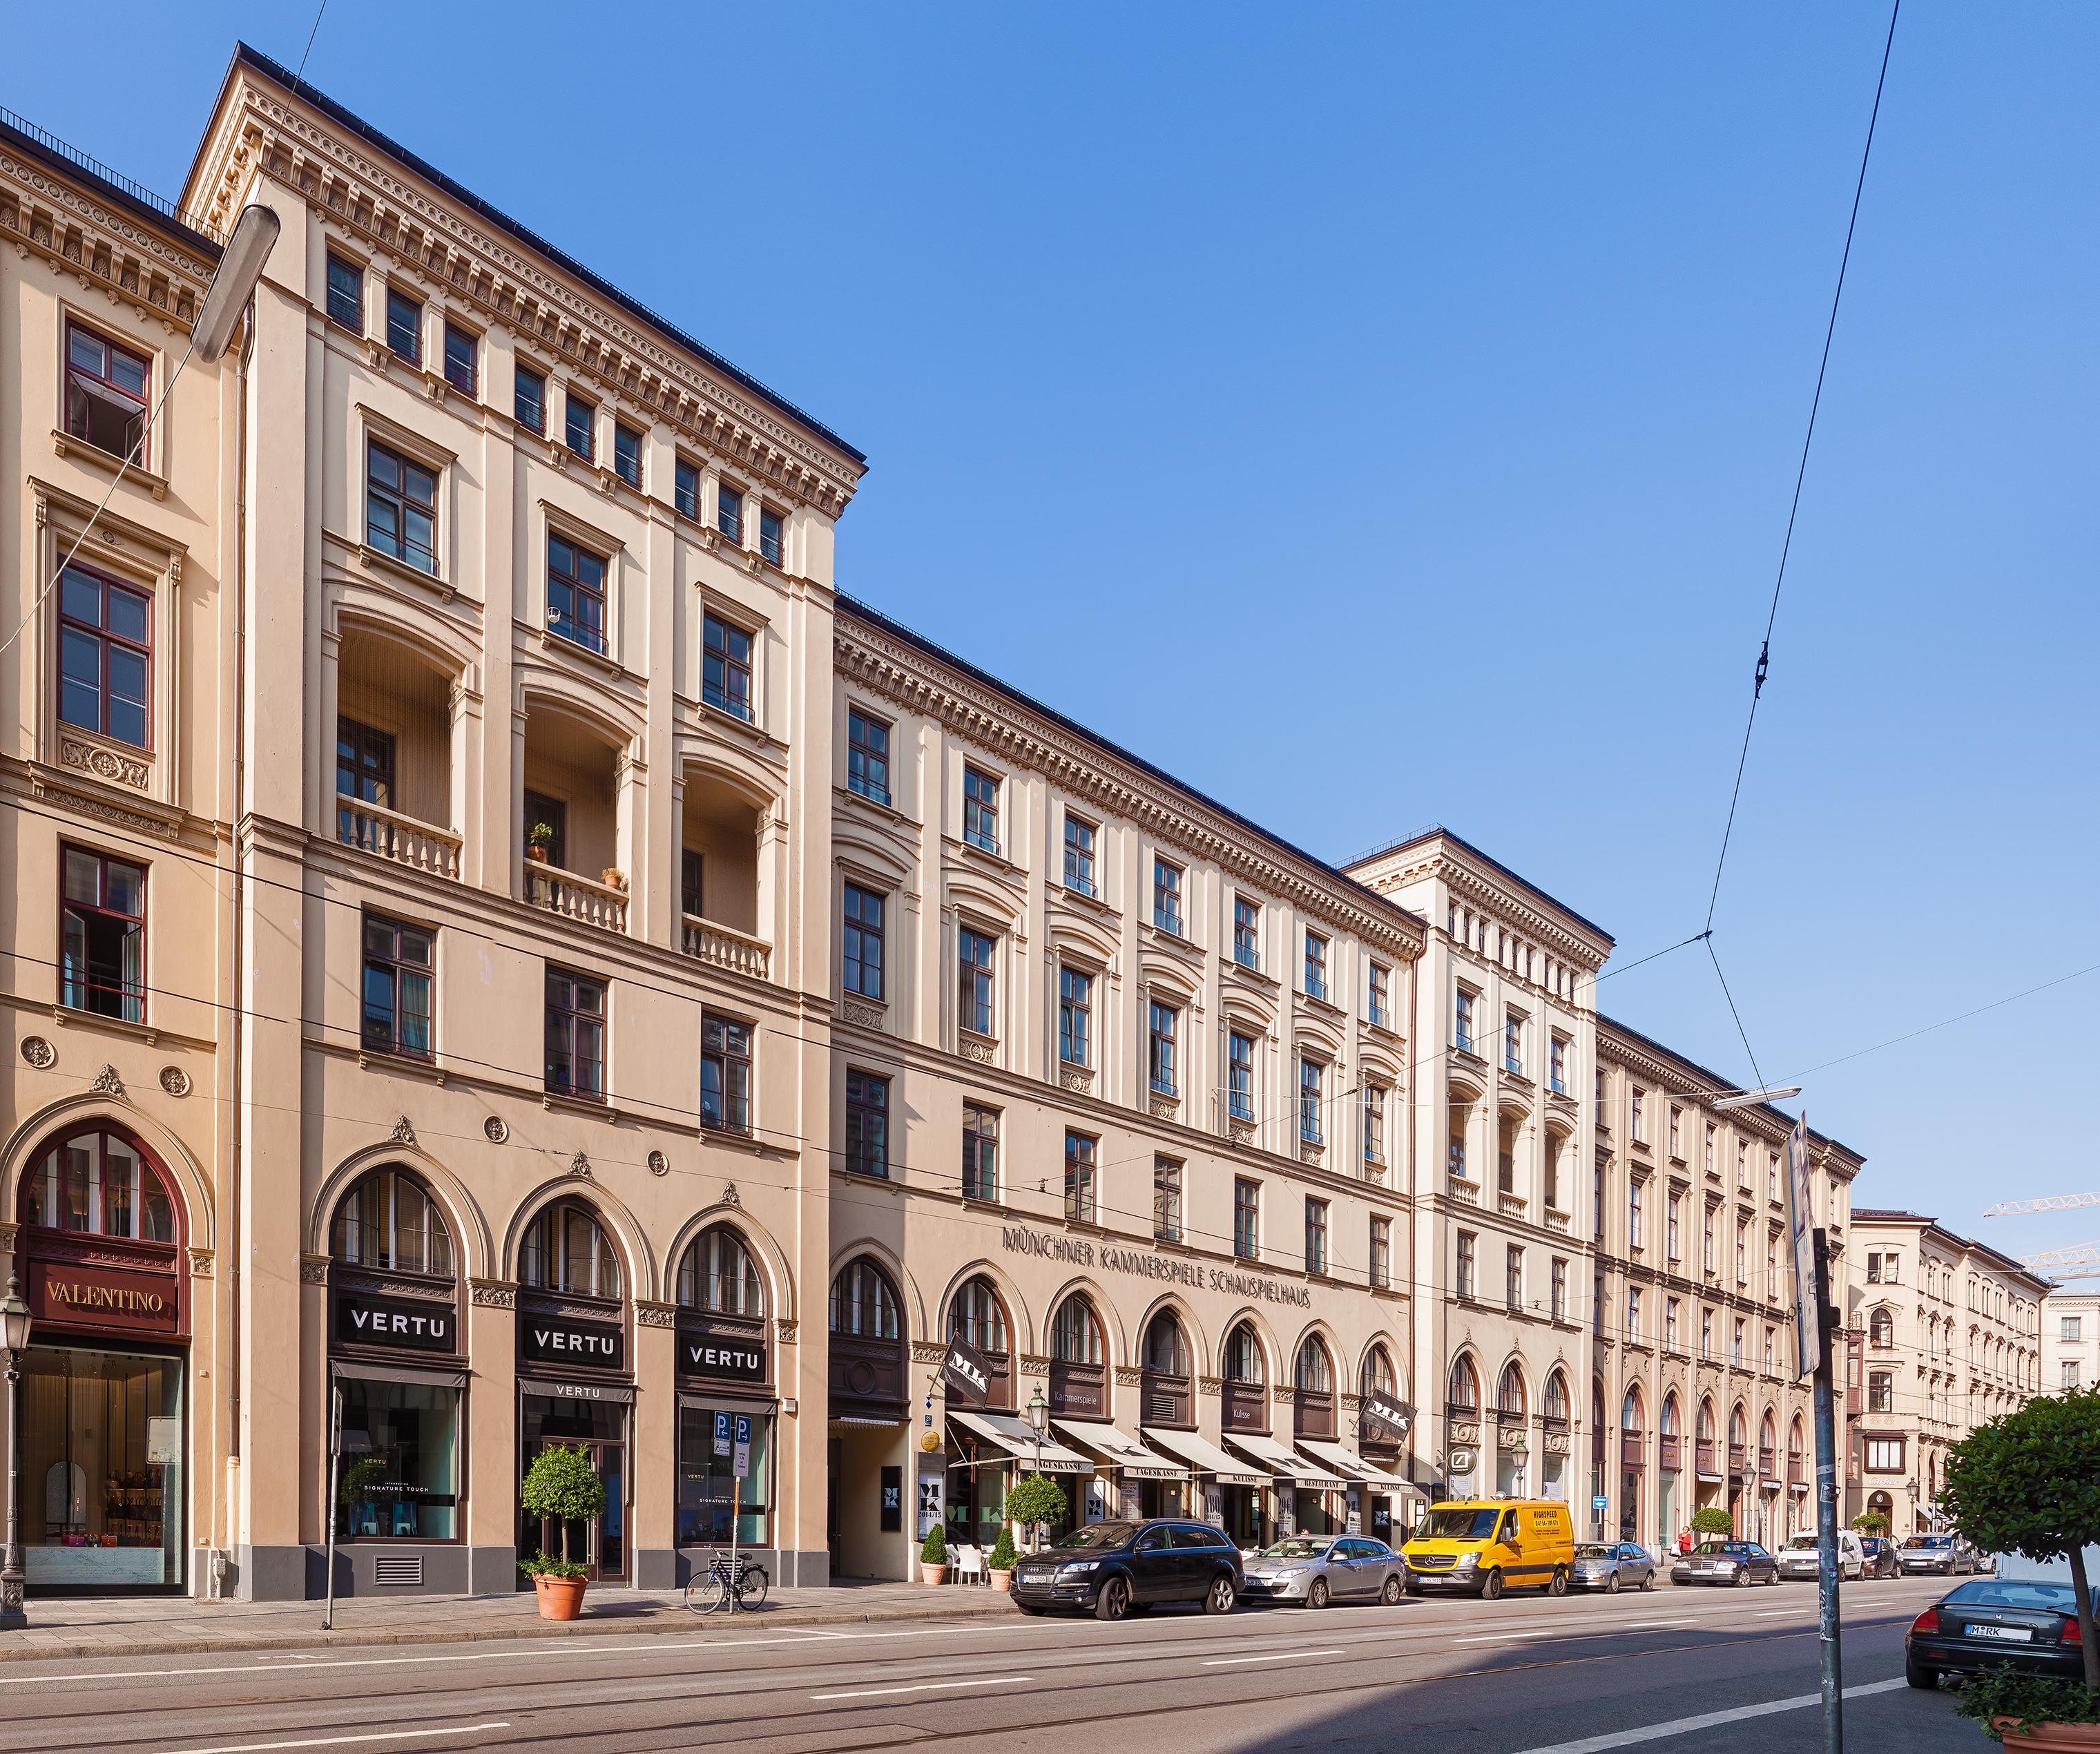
(684, 1552), (769, 1614)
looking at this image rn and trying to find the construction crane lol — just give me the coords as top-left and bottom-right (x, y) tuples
(1981, 1192), (2100, 1216)
(1981, 1191), (2100, 1279)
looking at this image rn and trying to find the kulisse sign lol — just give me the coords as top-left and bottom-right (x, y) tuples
(521, 1316), (624, 1371)
(334, 1292), (456, 1353)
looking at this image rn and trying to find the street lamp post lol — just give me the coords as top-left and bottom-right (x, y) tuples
(1025, 1387), (1048, 1554)
(0, 1275), (34, 1630)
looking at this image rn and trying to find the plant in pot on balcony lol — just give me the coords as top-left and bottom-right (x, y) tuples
(600, 867), (628, 892)
(518, 1443), (606, 1620)
(526, 821), (554, 865)
(988, 1525), (1017, 1592)
(918, 1520), (950, 1587)
(1938, 1387), (2100, 1735)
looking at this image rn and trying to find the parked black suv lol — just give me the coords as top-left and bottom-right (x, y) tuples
(1009, 1519), (1242, 1621)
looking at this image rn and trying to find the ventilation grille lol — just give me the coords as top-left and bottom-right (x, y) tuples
(374, 1555), (424, 1587)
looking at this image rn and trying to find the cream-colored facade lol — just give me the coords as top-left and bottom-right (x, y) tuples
(1847, 1211), (2046, 1533)
(2043, 1291), (2100, 1395)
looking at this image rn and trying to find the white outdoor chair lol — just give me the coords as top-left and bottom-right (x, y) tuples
(952, 1543), (986, 1586)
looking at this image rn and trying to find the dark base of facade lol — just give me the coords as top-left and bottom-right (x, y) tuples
(232, 1545), (830, 1599)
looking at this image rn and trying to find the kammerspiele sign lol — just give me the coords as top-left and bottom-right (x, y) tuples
(1000, 1224), (1313, 1309)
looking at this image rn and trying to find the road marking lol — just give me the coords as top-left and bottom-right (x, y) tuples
(1510, 1678), (1907, 1753)
(157, 1724), (510, 1754)
(810, 1675), (1031, 1701)
(1202, 1649), (1345, 1666)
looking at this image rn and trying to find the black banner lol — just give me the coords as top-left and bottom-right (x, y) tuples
(521, 1315), (624, 1371)
(941, 1336), (993, 1406)
(334, 1291), (457, 1353)
(680, 1333), (767, 1385)
(1361, 1393), (1414, 1445)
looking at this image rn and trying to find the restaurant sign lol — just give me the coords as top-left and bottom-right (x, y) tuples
(1000, 1226), (1312, 1309)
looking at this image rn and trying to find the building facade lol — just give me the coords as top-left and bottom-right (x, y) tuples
(1845, 1210), (2047, 1534)
(2043, 1290), (2100, 1394)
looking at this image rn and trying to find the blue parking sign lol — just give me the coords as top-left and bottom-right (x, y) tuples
(733, 1414), (752, 1480)
(714, 1411), (731, 1457)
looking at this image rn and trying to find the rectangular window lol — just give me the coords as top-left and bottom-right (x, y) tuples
(1299, 1058), (1324, 1144)
(336, 716), (396, 839)
(1506, 1244), (1524, 1313)
(963, 1104), (1000, 1203)
(1592, 1160), (1603, 1238)
(1449, 1119), (1467, 1181)
(1865, 1436), (1903, 1472)
(1371, 1217), (1392, 1290)
(64, 322), (150, 463)
(1368, 962), (1391, 1029)
(546, 533), (607, 654)
(331, 1377), (460, 1543)
(1630, 1087), (1646, 1142)
(1153, 858), (1184, 934)
(1702, 1207), (1716, 1275)
(1065, 1132), (1097, 1224)
(543, 968), (606, 1099)
(1627, 1287), (1641, 1342)
(1731, 1318), (1745, 1367)
(1665, 1297), (1680, 1351)
(326, 253), (365, 331)
(1666, 1191), (1682, 1262)
(1154, 1159), (1182, 1243)
(613, 422), (643, 488)
(1227, 1030), (1255, 1122)
(717, 483), (744, 543)
(845, 1069), (889, 1176)
(702, 614), (754, 722)
(1454, 989), (1475, 1054)
(1736, 1218), (1749, 1284)
(1628, 1178), (1644, 1249)
(1549, 1035), (1568, 1094)
(1456, 1230), (1476, 1300)
(1767, 1154), (1780, 1204)
(514, 363), (546, 433)
(963, 767), (1001, 854)
(443, 323), (478, 396)
(385, 287), (422, 363)
(1867, 1373), (1893, 1414)
(1763, 1327), (1775, 1374)
(366, 442), (439, 575)
(841, 883), (885, 1000)
(1148, 1001), (1179, 1096)
(523, 791), (567, 871)
(59, 846), (145, 1022)
(1668, 1105), (1683, 1158)
(1701, 1309), (1713, 1360)
(1736, 1141), (1749, 1189)
(680, 849), (704, 921)
(1058, 967), (1092, 1067)
(1062, 815), (1097, 896)
(1504, 1012), (1523, 1076)
(1233, 1179), (1260, 1260)
(674, 459), (700, 519)
(1232, 897), (1260, 970)
(758, 507), (783, 567)
(958, 926), (996, 1037)
(564, 392), (595, 459)
(847, 709), (892, 805)
(1704, 1121), (1717, 1173)
(1303, 932), (1329, 1001)
(1550, 1257), (1568, 1322)
(2065, 1317), (2085, 1343)
(1363, 1084), (1385, 1165)
(57, 564), (151, 748)
(2063, 1360), (2082, 1389)
(1306, 1198), (1330, 1276)
(359, 913), (432, 1059)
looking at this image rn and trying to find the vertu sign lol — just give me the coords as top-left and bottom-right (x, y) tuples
(334, 1291), (456, 1353)
(28, 1262), (180, 1336)
(680, 1335), (767, 1385)
(521, 1316), (624, 1371)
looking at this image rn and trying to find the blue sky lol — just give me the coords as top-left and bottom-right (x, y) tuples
(15, 3), (2096, 1260)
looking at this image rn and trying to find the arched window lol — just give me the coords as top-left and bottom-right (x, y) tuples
(1296, 1336), (1334, 1395)
(1728, 1405), (1747, 1449)
(1869, 1307), (1893, 1347)
(1362, 1345), (1398, 1401)
(676, 1224), (765, 1316)
(1789, 1415), (1805, 1456)
(1659, 1392), (1680, 1437)
(1543, 1369), (1570, 1424)
(1225, 1322), (1266, 1385)
(1497, 1362), (1527, 1418)
(23, 1126), (175, 1242)
(1052, 1295), (1104, 1365)
(829, 1258), (899, 1338)
(950, 1277), (1008, 1355)
(1621, 1385), (1644, 1433)
(1697, 1397), (1716, 1442)
(1760, 1411), (1778, 1454)
(331, 1167), (453, 1277)
(1447, 1354), (1480, 1412)
(1144, 1310), (1191, 1376)
(519, 1200), (620, 1297)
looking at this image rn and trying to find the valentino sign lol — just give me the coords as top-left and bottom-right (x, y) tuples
(28, 1262), (180, 1336)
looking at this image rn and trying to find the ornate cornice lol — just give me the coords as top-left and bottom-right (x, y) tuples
(1358, 845), (1608, 971)
(836, 619), (1425, 961)
(0, 150), (212, 332)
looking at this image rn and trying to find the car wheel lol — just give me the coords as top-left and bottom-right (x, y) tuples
(1606, 1572), (1621, 1594)
(1381, 1573), (1404, 1606)
(1204, 1574), (1237, 1616)
(1766, 1568), (1780, 1586)
(1548, 1568), (1568, 1598)
(1733, 1566), (1751, 1588)
(1639, 1570), (1655, 1592)
(1095, 1576), (1130, 1622)
(1480, 1569), (1504, 1601)
(1905, 1656), (1938, 1691)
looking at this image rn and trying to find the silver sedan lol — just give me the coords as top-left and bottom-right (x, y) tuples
(1570, 1541), (1657, 1592)
(1241, 1535), (1407, 1608)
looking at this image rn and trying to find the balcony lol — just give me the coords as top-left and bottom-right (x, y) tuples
(1498, 1192), (1528, 1220)
(523, 702), (627, 929)
(525, 862), (628, 933)
(682, 914), (771, 980)
(336, 624), (460, 878)
(339, 796), (461, 878)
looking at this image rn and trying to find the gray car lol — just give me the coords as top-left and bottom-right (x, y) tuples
(1241, 1535), (1407, 1609)
(1570, 1541), (1656, 1592)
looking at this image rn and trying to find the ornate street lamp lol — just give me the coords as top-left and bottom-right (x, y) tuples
(0, 1275), (33, 1630)
(1025, 1387), (1048, 1553)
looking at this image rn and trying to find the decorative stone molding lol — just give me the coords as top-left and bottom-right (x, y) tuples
(60, 738), (151, 791)
(19, 1037), (55, 1070)
(647, 1150), (668, 1177)
(1149, 1095), (1179, 1121)
(842, 1002), (885, 1030)
(483, 1116), (508, 1144)
(776, 1320), (798, 1347)
(568, 1150), (593, 1179)
(299, 1254), (332, 1286)
(28, 774), (181, 838)
(1019, 1353), (1052, 1378)
(1197, 1377), (1224, 1396)
(1113, 1366), (1144, 1387)
(0, 1224), (20, 1254)
(1544, 1432), (1570, 1455)
(1299, 1140), (1324, 1166)
(1058, 1066), (1094, 1094)
(389, 1115), (417, 1146)
(159, 1065), (191, 1096)
(188, 1247), (215, 1278)
(1498, 1427), (1529, 1451)
(635, 1300), (677, 1329)
(1449, 1422), (1482, 1445)
(1227, 1121), (1254, 1148)
(959, 1031), (997, 1066)
(721, 1182), (742, 1208)
(89, 1063), (124, 1097)
(1340, 1393), (1362, 1411)
(911, 1342), (947, 1365)
(0, 148), (212, 329)
(470, 1278), (519, 1309)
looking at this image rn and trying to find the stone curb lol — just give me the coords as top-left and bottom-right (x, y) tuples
(0, 1591), (1021, 1665)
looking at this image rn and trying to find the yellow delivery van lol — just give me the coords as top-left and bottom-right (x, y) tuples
(1401, 1498), (1576, 1599)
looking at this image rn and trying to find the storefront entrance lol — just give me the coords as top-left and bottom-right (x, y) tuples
(519, 1393), (628, 1581)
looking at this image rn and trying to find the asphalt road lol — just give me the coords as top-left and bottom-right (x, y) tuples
(0, 1575), (1985, 1754)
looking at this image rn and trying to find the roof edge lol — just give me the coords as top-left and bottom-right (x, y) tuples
(1346, 825), (1615, 950)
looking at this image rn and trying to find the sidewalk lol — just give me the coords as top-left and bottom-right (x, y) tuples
(0, 1579), (1021, 1664)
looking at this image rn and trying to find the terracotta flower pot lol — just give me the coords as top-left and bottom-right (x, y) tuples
(921, 1563), (949, 1588)
(989, 1569), (1012, 1593)
(532, 1574), (588, 1621)
(1996, 1721), (2100, 1752)
(525, 847), (549, 864)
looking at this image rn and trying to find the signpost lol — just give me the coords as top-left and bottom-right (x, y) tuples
(1785, 1114), (1842, 1754)
(728, 1414), (752, 1613)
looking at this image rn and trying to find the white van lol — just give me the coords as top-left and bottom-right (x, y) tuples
(1776, 1530), (1863, 1581)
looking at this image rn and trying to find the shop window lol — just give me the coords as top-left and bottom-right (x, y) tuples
(677, 1403), (769, 1546)
(64, 322), (150, 463)
(57, 563), (151, 747)
(677, 1224), (766, 1316)
(25, 1128), (173, 1242)
(332, 1376), (459, 1541)
(60, 845), (145, 1021)
(20, 1345), (185, 1586)
(331, 1168), (454, 1278)
(519, 1200), (622, 1298)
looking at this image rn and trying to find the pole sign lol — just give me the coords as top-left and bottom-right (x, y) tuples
(940, 1336), (993, 1407)
(733, 1414), (752, 1481)
(1592, 1495), (1608, 1512)
(714, 1410), (732, 1458)
(1785, 1113), (1821, 1379)
(1360, 1394), (1414, 1445)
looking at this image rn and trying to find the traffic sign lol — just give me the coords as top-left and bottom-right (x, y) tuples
(1784, 1115), (1820, 1378)
(733, 1413), (752, 1480)
(1592, 1494), (1608, 1512)
(714, 1410), (731, 1458)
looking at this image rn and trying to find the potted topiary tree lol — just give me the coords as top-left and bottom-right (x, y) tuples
(1940, 1385), (2100, 1726)
(988, 1525), (1017, 1592)
(1690, 1507), (1733, 1540)
(918, 1520), (950, 1587)
(517, 1443), (606, 1620)
(1851, 1511), (1891, 1537)
(1950, 1668), (2100, 1749)
(1003, 1474), (1070, 1555)
(526, 820), (554, 865)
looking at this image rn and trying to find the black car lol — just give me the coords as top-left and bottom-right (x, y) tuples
(1859, 1536), (1900, 1580)
(1899, 1533), (1977, 1577)
(1670, 1540), (1780, 1587)
(1008, 1519), (1241, 1621)
(1907, 1577), (2087, 1688)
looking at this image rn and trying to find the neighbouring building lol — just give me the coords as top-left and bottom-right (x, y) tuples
(1846, 1211), (2048, 1533)
(2043, 1289), (2100, 1394)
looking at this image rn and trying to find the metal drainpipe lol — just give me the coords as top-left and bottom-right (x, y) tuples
(229, 303), (252, 1501)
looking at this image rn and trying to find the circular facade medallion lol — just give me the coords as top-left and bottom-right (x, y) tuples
(19, 1036), (55, 1070)
(648, 1150), (669, 1177)
(483, 1115), (509, 1144)
(159, 1066), (192, 1097)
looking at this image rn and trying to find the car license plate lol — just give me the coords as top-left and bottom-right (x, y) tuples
(1969, 1626), (2032, 1643)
